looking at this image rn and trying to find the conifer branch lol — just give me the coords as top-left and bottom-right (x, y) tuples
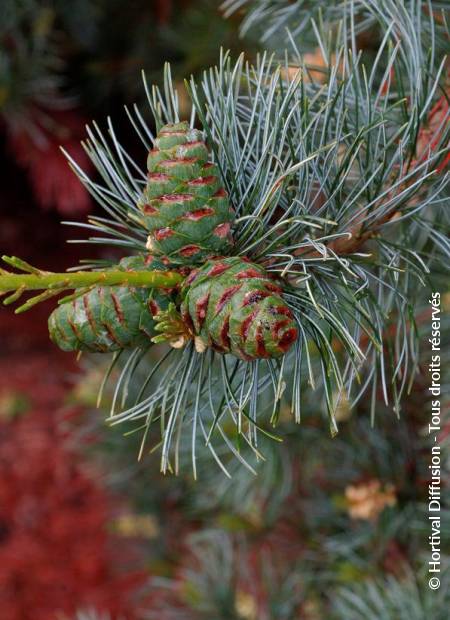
(1, 0), (447, 472)
(0, 256), (183, 313)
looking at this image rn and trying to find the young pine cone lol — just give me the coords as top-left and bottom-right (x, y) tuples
(181, 257), (298, 360)
(48, 255), (173, 352)
(137, 121), (235, 265)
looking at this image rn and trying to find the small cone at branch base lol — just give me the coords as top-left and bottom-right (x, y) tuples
(135, 121), (234, 265)
(48, 255), (174, 352)
(181, 257), (298, 360)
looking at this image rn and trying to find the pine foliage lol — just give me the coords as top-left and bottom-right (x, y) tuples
(222, 0), (450, 55)
(334, 570), (450, 620)
(1, 1), (447, 472)
(56, 0), (450, 472)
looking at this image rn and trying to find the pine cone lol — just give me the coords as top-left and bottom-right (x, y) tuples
(181, 257), (298, 360)
(138, 121), (234, 265)
(48, 255), (173, 352)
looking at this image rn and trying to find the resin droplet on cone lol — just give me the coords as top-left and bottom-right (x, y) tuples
(181, 257), (298, 360)
(137, 121), (234, 265)
(48, 255), (173, 352)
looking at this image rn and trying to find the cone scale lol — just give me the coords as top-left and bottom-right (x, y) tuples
(181, 257), (298, 360)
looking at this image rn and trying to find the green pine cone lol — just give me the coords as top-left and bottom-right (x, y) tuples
(48, 255), (173, 353)
(181, 257), (298, 360)
(137, 121), (234, 265)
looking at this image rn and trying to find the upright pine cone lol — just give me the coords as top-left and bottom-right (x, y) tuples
(48, 255), (173, 352)
(181, 257), (298, 360)
(137, 121), (234, 265)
